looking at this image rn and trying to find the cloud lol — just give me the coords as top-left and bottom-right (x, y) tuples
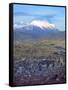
(14, 4), (65, 31)
(14, 12), (30, 16)
(14, 11), (55, 18)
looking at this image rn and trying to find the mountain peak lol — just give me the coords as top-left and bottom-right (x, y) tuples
(30, 20), (56, 30)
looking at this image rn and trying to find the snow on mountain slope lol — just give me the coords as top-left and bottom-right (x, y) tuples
(14, 20), (56, 30)
(30, 20), (55, 30)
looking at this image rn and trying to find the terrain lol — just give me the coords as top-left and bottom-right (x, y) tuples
(13, 21), (66, 86)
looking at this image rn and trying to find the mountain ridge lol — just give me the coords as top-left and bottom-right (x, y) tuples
(14, 24), (65, 41)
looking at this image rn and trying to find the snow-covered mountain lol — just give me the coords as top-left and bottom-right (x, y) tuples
(30, 20), (56, 30)
(14, 20), (65, 41)
(14, 20), (56, 30)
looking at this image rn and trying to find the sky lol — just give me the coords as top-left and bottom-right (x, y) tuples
(13, 4), (65, 31)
